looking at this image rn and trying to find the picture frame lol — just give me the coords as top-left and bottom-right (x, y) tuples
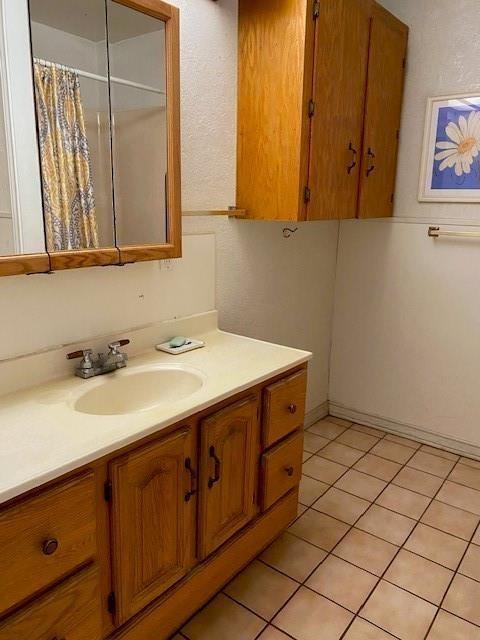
(419, 92), (480, 202)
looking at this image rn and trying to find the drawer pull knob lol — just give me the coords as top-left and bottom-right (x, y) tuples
(285, 466), (294, 477)
(42, 538), (59, 556)
(288, 404), (297, 414)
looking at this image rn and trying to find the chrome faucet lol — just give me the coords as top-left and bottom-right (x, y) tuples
(67, 339), (130, 379)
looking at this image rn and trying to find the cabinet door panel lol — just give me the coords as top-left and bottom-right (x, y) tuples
(358, 4), (408, 218)
(110, 426), (196, 623)
(199, 397), (260, 559)
(308, 0), (371, 220)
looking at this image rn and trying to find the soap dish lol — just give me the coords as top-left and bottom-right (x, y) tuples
(156, 338), (205, 355)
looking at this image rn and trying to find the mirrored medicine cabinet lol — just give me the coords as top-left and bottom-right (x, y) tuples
(0, 0), (180, 277)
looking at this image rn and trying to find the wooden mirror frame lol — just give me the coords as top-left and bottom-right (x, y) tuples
(0, 0), (181, 278)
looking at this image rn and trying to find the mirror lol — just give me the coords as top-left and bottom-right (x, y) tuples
(107, 1), (168, 247)
(0, 0), (180, 274)
(29, 0), (115, 253)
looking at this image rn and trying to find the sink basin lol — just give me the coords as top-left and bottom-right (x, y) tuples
(72, 364), (205, 416)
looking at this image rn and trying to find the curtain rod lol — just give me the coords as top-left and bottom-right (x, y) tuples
(33, 57), (165, 97)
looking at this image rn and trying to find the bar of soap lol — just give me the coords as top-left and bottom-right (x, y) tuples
(169, 336), (188, 349)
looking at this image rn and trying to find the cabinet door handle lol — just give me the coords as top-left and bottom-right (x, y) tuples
(42, 538), (59, 556)
(208, 445), (221, 489)
(184, 457), (197, 502)
(366, 147), (376, 176)
(284, 466), (294, 477)
(347, 142), (357, 174)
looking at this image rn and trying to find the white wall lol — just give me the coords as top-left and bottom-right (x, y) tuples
(0, 0), (230, 363)
(330, 0), (480, 451)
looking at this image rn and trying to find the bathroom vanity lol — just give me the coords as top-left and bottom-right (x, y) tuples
(0, 326), (310, 639)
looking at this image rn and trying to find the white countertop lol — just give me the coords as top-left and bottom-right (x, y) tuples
(0, 328), (311, 504)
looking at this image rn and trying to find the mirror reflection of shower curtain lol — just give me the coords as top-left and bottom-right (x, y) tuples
(33, 61), (99, 251)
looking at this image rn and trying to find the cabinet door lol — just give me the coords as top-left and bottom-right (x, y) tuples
(307, 0), (371, 220)
(358, 3), (408, 218)
(199, 397), (260, 559)
(110, 427), (197, 623)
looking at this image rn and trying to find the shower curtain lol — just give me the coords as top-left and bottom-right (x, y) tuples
(33, 62), (99, 251)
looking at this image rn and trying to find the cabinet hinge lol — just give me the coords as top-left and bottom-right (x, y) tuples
(396, 129), (400, 141)
(313, 0), (320, 19)
(390, 193), (394, 204)
(104, 480), (113, 503)
(107, 591), (116, 614)
(304, 186), (311, 203)
(402, 57), (406, 69)
(308, 99), (316, 118)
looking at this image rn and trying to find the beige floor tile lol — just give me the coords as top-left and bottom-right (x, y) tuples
(306, 555), (378, 613)
(327, 416), (353, 428)
(308, 419), (346, 440)
(319, 441), (365, 466)
(376, 484), (431, 519)
(443, 573), (480, 626)
(260, 532), (327, 582)
(459, 456), (480, 470)
(257, 627), (291, 640)
(273, 586), (353, 640)
(384, 433), (420, 449)
(334, 528), (398, 576)
(458, 543), (480, 581)
(298, 475), (329, 506)
(473, 527), (480, 544)
(335, 470), (387, 501)
(384, 549), (453, 605)
(370, 440), (414, 464)
(421, 500), (479, 540)
(182, 593), (265, 640)
(344, 618), (397, 639)
(224, 561), (298, 620)
(302, 451), (312, 463)
(336, 429), (380, 452)
(393, 466), (444, 497)
(404, 523), (467, 570)
(312, 487), (370, 525)
(351, 423), (386, 437)
(437, 480), (480, 515)
(354, 454), (402, 482)
(448, 463), (480, 491)
(302, 456), (347, 485)
(289, 509), (349, 551)
(356, 505), (416, 545)
(407, 451), (456, 478)
(420, 444), (459, 461)
(427, 610), (480, 640)
(361, 580), (437, 640)
(303, 432), (329, 454)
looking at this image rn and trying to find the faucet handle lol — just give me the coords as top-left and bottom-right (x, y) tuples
(108, 339), (130, 354)
(66, 348), (93, 361)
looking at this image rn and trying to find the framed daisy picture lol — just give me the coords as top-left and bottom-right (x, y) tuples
(419, 93), (480, 202)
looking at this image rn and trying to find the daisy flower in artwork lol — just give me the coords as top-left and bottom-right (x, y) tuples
(434, 110), (480, 177)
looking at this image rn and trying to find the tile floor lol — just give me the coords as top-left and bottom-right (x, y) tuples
(173, 417), (480, 640)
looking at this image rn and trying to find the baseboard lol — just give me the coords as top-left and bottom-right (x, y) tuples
(305, 401), (329, 429)
(329, 402), (480, 461)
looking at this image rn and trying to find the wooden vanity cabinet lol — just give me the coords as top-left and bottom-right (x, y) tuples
(0, 365), (307, 640)
(237, 0), (408, 221)
(198, 396), (260, 559)
(109, 426), (197, 624)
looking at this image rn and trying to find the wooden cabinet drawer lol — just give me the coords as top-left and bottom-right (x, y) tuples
(263, 369), (307, 447)
(261, 431), (303, 510)
(0, 565), (102, 640)
(0, 472), (97, 615)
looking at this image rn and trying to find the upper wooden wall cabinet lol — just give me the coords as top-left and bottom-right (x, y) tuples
(237, 0), (408, 221)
